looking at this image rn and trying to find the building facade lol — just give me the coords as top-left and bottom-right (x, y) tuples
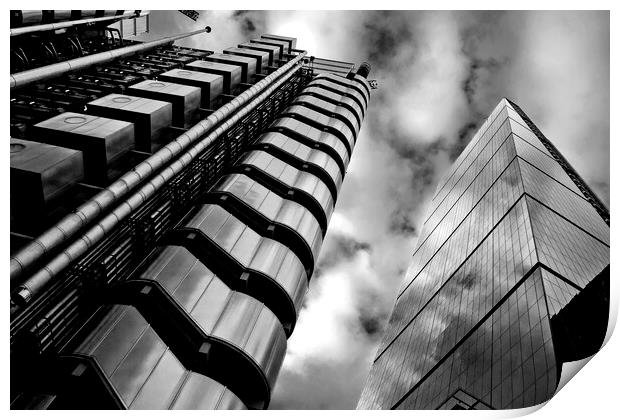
(10, 11), (371, 409)
(357, 98), (609, 410)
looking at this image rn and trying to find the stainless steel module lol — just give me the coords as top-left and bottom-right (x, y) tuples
(127, 80), (201, 128)
(122, 244), (288, 408)
(32, 112), (134, 182)
(238, 42), (279, 66)
(270, 116), (351, 172)
(214, 172), (323, 266)
(87, 94), (172, 152)
(256, 131), (343, 195)
(165, 203), (308, 335)
(223, 47), (269, 74)
(284, 104), (355, 154)
(203, 53), (257, 83)
(186, 60), (242, 94)
(10, 139), (85, 225)
(250, 38), (289, 57)
(261, 34), (297, 51)
(158, 68), (224, 108)
(65, 304), (247, 409)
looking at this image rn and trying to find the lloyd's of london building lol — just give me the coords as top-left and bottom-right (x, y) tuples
(357, 99), (610, 410)
(10, 11), (371, 409)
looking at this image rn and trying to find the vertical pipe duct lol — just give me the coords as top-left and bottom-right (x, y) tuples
(10, 11), (149, 37)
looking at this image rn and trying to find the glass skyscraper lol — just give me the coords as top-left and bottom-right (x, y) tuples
(357, 98), (609, 410)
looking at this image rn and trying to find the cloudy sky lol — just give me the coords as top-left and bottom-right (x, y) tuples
(148, 10), (610, 409)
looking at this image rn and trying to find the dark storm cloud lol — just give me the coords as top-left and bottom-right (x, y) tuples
(315, 233), (371, 273)
(388, 207), (417, 236)
(231, 10), (265, 37)
(361, 11), (417, 67)
(451, 121), (480, 160)
(462, 58), (504, 104)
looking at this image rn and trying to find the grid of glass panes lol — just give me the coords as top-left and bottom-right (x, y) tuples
(358, 99), (610, 410)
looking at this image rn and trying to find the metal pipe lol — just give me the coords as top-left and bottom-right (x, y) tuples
(11, 51), (307, 305)
(10, 27), (209, 91)
(10, 11), (149, 37)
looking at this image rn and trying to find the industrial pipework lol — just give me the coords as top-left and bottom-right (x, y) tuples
(10, 11), (149, 37)
(10, 27), (211, 90)
(11, 49), (308, 306)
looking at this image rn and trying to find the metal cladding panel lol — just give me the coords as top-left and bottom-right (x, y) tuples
(307, 78), (367, 116)
(182, 204), (308, 313)
(170, 373), (246, 409)
(239, 150), (335, 222)
(32, 112), (134, 181)
(314, 73), (370, 107)
(294, 93), (361, 134)
(10, 138), (84, 203)
(223, 48), (269, 74)
(238, 42), (278, 66)
(69, 305), (214, 409)
(19, 10), (43, 25)
(203, 53), (256, 82)
(284, 104), (355, 152)
(136, 245), (288, 388)
(250, 38), (289, 56)
(271, 117), (351, 169)
(212, 292), (287, 385)
(186, 60), (242, 93)
(127, 80), (201, 128)
(301, 85), (364, 123)
(352, 73), (372, 97)
(158, 68), (224, 106)
(215, 172), (324, 262)
(87, 94), (172, 152)
(313, 57), (354, 70)
(261, 34), (297, 50)
(257, 131), (343, 192)
(312, 67), (351, 78)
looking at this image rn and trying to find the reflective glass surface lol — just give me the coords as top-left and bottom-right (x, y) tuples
(358, 100), (609, 410)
